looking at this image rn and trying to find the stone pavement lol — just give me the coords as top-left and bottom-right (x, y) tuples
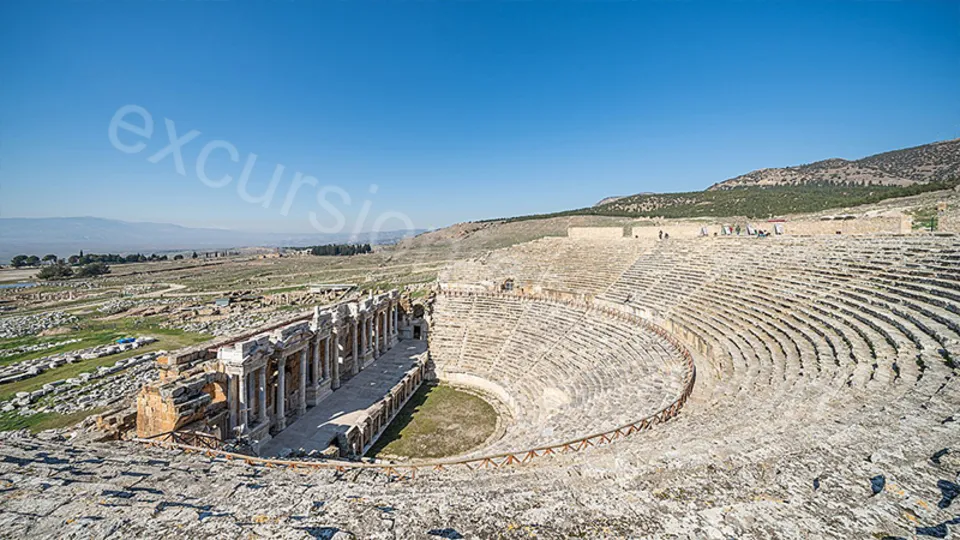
(260, 340), (428, 457)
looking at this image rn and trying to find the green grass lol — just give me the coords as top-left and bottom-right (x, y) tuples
(0, 407), (106, 433)
(909, 206), (940, 231)
(0, 343), (162, 402)
(263, 284), (309, 294)
(366, 383), (498, 460)
(0, 332), (113, 368)
(0, 318), (209, 402)
(0, 316), (208, 366)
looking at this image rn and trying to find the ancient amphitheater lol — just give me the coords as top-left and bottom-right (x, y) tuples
(2, 232), (959, 539)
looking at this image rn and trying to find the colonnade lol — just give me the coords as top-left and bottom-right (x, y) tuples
(218, 291), (403, 440)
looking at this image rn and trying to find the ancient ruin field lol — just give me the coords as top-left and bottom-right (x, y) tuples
(1, 207), (959, 538)
(5, 1), (959, 535)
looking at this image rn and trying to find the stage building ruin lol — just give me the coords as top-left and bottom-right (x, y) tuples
(135, 290), (430, 456)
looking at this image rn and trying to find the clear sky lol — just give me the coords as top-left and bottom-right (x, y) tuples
(1, 1), (958, 233)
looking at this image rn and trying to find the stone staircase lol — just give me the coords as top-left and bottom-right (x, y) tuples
(2, 234), (959, 538)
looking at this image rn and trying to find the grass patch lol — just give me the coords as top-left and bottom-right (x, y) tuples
(0, 317), (209, 367)
(0, 333), (116, 367)
(366, 383), (498, 460)
(909, 206), (940, 231)
(0, 407), (106, 433)
(0, 343), (161, 402)
(262, 284), (309, 294)
(0, 318), (209, 402)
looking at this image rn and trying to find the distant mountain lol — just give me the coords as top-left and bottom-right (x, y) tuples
(0, 217), (423, 262)
(709, 138), (960, 190)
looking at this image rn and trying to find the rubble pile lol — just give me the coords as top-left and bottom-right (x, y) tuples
(0, 351), (162, 416)
(0, 311), (78, 339)
(0, 338), (82, 359)
(0, 337), (157, 384)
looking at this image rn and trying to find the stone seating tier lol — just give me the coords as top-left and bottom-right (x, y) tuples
(429, 292), (690, 453)
(4, 234), (959, 538)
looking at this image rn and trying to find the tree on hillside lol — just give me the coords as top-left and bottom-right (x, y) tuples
(173, 254), (184, 260)
(42, 254), (58, 264)
(25, 255), (40, 266)
(192, 251), (198, 259)
(10, 255), (29, 267)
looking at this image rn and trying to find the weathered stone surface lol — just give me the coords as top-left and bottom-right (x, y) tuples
(1, 235), (959, 538)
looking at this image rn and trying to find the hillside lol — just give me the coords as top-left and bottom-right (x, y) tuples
(584, 179), (959, 219)
(710, 138), (960, 190)
(492, 138), (960, 222)
(497, 178), (958, 223)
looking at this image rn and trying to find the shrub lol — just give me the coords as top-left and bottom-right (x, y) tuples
(37, 262), (73, 280)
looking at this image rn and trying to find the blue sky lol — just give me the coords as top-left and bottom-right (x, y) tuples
(1, 1), (958, 233)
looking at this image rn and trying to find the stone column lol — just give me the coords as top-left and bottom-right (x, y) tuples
(387, 305), (392, 341)
(298, 348), (307, 414)
(238, 372), (248, 433)
(246, 372), (255, 424)
(382, 310), (388, 351)
(331, 328), (341, 389)
(276, 356), (287, 430)
(227, 375), (237, 432)
(258, 367), (267, 424)
(357, 317), (367, 356)
(351, 320), (360, 375)
(366, 317), (372, 355)
(312, 337), (321, 387)
(374, 311), (381, 358)
(384, 306), (390, 344)
(382, 310), (389, 351)
(321, 336), (328, 380)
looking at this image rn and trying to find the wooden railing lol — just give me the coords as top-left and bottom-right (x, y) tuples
(144, 429), (227, 450)
(135, 290), (697, 480)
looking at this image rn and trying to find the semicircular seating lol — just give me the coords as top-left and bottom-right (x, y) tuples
(574, 235), (960, 477)
(428, 292), (690, 455)
(440, 236), (651, 296)
(423, 234), (959, 535)
(3, 234), (958, 538)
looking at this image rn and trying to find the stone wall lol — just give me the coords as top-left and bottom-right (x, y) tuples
(136, 372), (226, 438)
(940, 212), (960, 233)
(783, 215), (911, 235)
(631, 223), (708, 239)
(567, 226), (624, 239)
(156, 347), (211, 382)
(628, 215), (912, 238)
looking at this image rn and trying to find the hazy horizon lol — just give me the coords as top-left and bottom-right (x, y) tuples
(0, 215), (428, 236)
